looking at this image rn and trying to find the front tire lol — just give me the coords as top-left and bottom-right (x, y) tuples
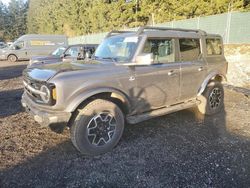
(197, 81), (224, 115)
(7, 54), (17, 62)
(70, 99), (124, 156)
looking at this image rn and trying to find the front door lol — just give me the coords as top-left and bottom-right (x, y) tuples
(13, 41), (27, 59)
(133, 38), (181, 113)
(178, 38), (207, 100)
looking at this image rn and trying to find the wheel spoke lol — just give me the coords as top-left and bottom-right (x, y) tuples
(87, 112), (117, 146)
(209, 87), (223, 109)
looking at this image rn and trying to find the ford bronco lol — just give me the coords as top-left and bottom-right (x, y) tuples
(22, 27), (228, 155)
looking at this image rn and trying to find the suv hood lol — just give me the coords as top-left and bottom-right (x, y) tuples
(23, 60), (106, 82)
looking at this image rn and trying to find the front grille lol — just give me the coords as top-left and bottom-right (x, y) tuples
(23, 76), (43, 103)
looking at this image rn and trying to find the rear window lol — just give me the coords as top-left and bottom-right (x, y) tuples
(206, 38), (222, 55)
(179, 38), (200, 61)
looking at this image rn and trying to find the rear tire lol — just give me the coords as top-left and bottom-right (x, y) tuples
(197, 81), (224, 115)
(7, 54), (17, 62)
(70, 99), (124, 156)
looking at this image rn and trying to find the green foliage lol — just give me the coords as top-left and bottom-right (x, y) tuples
(27, 0), (250, 36)
(0, 0), (243, 38)
(0, 0), (28, 41)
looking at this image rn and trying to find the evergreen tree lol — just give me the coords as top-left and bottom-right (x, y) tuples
(26, 0), (250, 36)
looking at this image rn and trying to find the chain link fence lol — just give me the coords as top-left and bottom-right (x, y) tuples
(68, 11), (250, 45)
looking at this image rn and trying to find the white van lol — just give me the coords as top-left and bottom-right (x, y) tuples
(0, 34), (68, 62)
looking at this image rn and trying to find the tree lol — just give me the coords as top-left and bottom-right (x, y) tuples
(27, 0), (250, 36)
(0, 1), (7, 41)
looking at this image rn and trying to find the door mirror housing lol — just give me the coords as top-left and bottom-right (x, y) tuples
(135, 53), (154, 65)
(13, 46), (19, 50)
(119, 53), (154, 66)
(85, 51), (91, 59)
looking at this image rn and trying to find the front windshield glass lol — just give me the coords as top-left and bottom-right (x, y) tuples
(94, 35), (140, 62)
(52, 47), (66, 56)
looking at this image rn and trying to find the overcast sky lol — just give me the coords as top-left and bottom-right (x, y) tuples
(1, 0), (27, 5)
(1, 0), (11, 5)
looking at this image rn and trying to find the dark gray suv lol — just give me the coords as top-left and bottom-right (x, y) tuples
(22, 27), (228, 156)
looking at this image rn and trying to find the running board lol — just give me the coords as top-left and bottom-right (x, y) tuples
(126, 100), (200, 124)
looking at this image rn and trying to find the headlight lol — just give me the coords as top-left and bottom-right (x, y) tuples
(40, 85), (51, 103)
(30, 59), (39, 65)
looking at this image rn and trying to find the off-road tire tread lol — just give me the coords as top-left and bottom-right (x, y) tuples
(70, 99), (124, 155)
(198, 81), (224, 115)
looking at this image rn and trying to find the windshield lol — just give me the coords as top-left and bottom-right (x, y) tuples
(52, 47), (66, 56)
(94, 35), (140, 62)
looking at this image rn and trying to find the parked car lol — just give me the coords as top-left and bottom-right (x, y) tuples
(22, 27), (228, 156)
(0, 34), (68, 62)
(29, 44), (98, 67)
(0, 42), (6, 49)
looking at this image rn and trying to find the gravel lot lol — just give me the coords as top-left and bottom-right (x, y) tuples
(0, 61), (250, 187)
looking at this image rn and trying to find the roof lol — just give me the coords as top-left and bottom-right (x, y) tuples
(105, 26), (215, 39)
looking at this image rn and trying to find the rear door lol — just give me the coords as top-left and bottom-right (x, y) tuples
(179, 38), (207, 100)
(134, 38), (181, 113)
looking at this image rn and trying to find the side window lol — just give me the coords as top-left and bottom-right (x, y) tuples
(142, 38), (175, 63)
(65, 46), (80, 57)
(206, 38), (222, 55)
(14, 41), (24, 50)
(179, 38), (200, 61)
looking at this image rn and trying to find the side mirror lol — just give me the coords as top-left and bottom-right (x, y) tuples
(117, 53), (154, 66)
(135, 53), (154, 65)
(85, 51), (91, 59)
(60, 54), (66, 58)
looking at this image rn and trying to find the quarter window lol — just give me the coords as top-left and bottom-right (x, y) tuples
(179, 38), (200, 61)
(206, 38), (222, 55)
(142, 38), (175, 63)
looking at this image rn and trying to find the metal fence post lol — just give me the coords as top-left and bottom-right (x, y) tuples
(226, 11), (232, 44)
(197, 17), (200, 29)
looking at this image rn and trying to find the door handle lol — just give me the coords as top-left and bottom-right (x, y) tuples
(168, 70), (176, 76)
(198, 67), (204, 71)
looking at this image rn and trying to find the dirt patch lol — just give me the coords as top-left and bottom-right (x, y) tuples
(224, 44), (250, 56)
(0, 61), (250, 187)
(224, 44), (250, 89)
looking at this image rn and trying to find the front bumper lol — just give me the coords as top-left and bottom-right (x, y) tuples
(21, 92), (71, 127)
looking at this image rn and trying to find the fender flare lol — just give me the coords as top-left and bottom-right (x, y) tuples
(197, 72), (227, 96)
(65, 87), (131, 113)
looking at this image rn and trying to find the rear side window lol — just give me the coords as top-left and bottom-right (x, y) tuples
(179, 38), (200, 61)
(206, 38), (222, 55)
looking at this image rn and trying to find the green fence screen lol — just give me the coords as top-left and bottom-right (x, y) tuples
(68, 11), (250, 45)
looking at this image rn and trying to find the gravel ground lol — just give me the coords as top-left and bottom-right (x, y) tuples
(0, 61), (250, 188)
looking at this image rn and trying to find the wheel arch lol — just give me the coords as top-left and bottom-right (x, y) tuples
(198, 72), (227, 96)
(66, 87), (132, 115)
(7, 53), (18, 61)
